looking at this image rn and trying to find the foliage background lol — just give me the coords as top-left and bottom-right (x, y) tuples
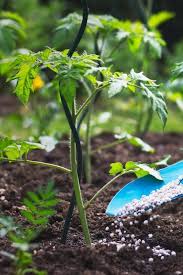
(0, 0), (182, 137)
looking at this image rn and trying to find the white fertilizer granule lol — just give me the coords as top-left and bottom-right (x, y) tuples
(117, 175), (183, 217)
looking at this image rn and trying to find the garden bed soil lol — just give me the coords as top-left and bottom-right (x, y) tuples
(0, 93), (20, 116)
(0, 132), (183, 275)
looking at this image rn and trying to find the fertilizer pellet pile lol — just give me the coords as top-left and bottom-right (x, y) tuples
(97, 175), (183, 264)
(117, 175), (183, 217)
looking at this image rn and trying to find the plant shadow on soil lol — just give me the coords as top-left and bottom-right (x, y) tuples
(0, 132), (183, 275)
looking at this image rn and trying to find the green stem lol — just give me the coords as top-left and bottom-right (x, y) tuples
(70, 103), (91, 245)
(81, 80), (93, 185)
(105, 39), (126, 60)
(76, 83), (109, 119)
(85, 173), (123, 210)
(136, 99), (144, 135)
(0, 158), (71, 174)
(85, 104), (92, 184)
(141, 106), (153, 137)
(147, 0), (153, 17)
(91, 138), (127, 154)
(137, 0), (148, 24)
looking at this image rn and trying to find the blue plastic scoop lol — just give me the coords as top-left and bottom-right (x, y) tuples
(106, 160), (183, 216)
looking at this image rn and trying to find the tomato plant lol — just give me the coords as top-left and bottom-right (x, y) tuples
(0, 0), (168, 247)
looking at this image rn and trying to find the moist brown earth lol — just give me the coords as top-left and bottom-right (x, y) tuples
(0, 132), (183, 275)
(0, 93), (20, 116)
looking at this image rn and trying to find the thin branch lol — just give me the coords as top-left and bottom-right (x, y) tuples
(84, 173), (123, 210)
(0, 158), (71, 174)
(91, 138), (127, 154)
(105, 39), (126, 60)
(76, 83), (109, 119)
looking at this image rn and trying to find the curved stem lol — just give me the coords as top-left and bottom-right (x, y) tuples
(67, 0), (89, 58)
(0, 158), (71, 173)
(76, 89), (98, 119)
(141, 105), (153, 137)
(76, 84), (109, 119)
(84, 173), (123, 210)
(105, 39), (126, 60)
(91, 138), (127, 155)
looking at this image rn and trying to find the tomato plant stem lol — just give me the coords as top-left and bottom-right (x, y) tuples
(76, 84), (109, 119)
(141, 106), (154, 137)
(91, 138), (127, 155)
(85, 104), (92, 185)
(70, 104), (91, 245)
(84, 173), (123, 210)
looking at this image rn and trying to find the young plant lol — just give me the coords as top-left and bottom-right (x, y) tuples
(0, 181), (58, 275)
(0, 0), (168, 246)
(53, 3), (171, 183)
(85, 160), (163, 210)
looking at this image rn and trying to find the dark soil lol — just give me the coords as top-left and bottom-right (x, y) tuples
(0, 132), (183, 275)
(0, 93), (20, 116)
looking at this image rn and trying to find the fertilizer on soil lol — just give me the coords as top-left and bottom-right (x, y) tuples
(98, 176), (183, 263)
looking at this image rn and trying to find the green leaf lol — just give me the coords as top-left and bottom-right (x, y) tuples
(4, 144), (20, 160)
(128, 35), (142, 52)
(125, 161), (136, 171)
(140, 83), (168, 128)
(14, 61), (38, 104)
(0, 12), (26, 55)
(0, 137), (45, 161)
(22, 198), (36, 212)
(125, 161), (162, 180)
(21, 182), (59, 227)
(37, 209), (56, 217)
(0, 138), (13, 151)
(60, 79), (77, 109)
(109, 162), (123, 176)
(130, 69), (153, 82)
(20, 141), (44, 157)
(155, 155), (171, 167)
(143, 32), (163, 57)
(26, 192), (41, 204)
(108, 74), (128, 97)
(0, 217), (16, 237)
(20, 211), (35, 223)
(135, 163), (162, 180)
(0, 26), (15, 54)
(126, 135), (154, 153)
(172, 62), (183, 78)
(148, 11), (175, 29)
(115, 133), (154, 153)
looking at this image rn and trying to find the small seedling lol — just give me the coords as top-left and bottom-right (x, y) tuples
(0, 181), (58, 275)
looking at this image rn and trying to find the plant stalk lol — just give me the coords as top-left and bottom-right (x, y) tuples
(0, 158), (71, 174)
(76, 83), (109, 119)
(70, 104), (91, 245)
(91, 138), (127, 155)
(84, 104), (92, 184)
(141, 105), (153, 138)
(85, 173), (123, 210)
